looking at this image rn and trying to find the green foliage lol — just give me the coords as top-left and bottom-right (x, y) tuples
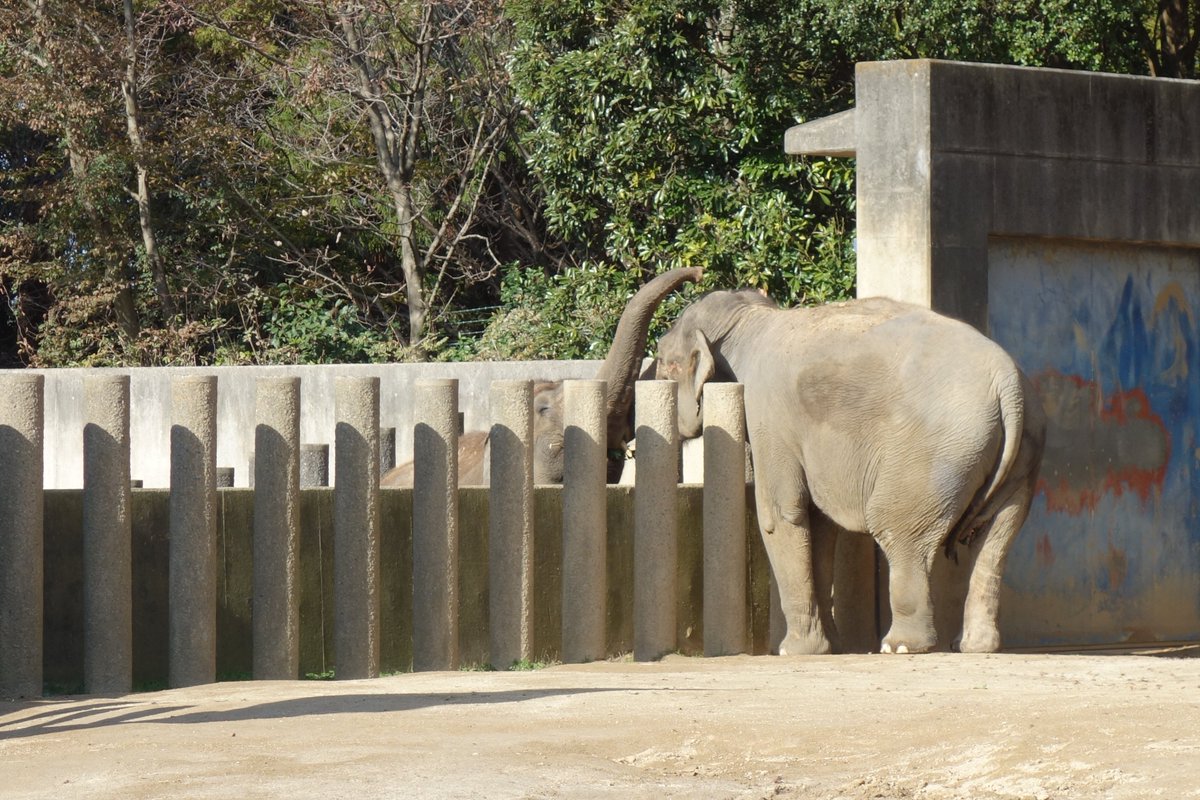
(254, 285), (419, 365)
(465, 264), (638, 360)
(494, 0), (1166, 354)
(507, 0), (862, 305)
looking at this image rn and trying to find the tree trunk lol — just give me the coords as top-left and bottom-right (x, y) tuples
(122, 0), (175, 320)
(339, 6), (432, 346)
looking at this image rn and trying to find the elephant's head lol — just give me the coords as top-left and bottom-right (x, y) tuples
(655, 319), (714, 440)
(655, 289), (775, 440)
(531, 380), (565, 483)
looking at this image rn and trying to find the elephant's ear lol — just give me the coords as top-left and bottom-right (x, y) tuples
(690, 329), (715, 403)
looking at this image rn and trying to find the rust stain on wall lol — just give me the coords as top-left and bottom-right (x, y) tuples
(1033, 371), (1170, 515)
(1034, 533), (1055, 567)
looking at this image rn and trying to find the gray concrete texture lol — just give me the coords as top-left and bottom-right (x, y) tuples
(702, 382), (748, 656)
(0, 374), (44, 699)
(37, 484), (776, 691)
(252, 377), (301, 680)
(561, 380), (609, 663)
(633, 380), (680, 662)
(488, 381), (536, 670)
(787, 59), (1200, 330)
(31, 361), (600, 489)
(168, 376), (219, 689)
(83, 374), (133, 695)
(412, 379), (461, 671)
(333, 377), (382, 680)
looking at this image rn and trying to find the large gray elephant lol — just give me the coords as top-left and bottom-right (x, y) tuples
(655, 291), (1045, 655)
(382, 267), (703, 487)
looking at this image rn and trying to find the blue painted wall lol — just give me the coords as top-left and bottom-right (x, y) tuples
(989, 239), (1200, 647)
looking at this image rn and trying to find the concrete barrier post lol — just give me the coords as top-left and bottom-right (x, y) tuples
(253, 377), (302, 680)
(488, 380), (535, 670)
(702, 383), (747, 656)
(0, 374), (43, 698)
(169, 375), (218, 688)
(380, 426), (396, 474)
(633, 380), (679, 661)
(83, 374), (132, 695)
(334, 376), (381, 680)
(412, 379), (460, 671)
(300, 443), (329, 487)
(561, 380), (608, 663)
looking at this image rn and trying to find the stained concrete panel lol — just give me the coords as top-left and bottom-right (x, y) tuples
(990, 239), (1200, 647)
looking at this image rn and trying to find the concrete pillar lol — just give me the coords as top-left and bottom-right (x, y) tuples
(633, 380), (678, 661)
(412, 379), (460, 671)
(300, 443), (329, 487)
(702, 383), (747, 656)
(169, 375), (218, 688)
(561, 380), (608, 663)
(488, 380), (535, 670)
(380, 426), (396, 474)
(253, 377), (301, 680)
(333, 376), (381, 680)
(0, 374), (43, 698)
(83, 374), (132, 695)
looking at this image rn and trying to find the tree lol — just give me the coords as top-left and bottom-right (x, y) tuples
(183, 0), (545, 350)
(495, 0), (1193, 360)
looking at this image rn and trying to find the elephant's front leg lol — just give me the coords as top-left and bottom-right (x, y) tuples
(755, 478), (831, 655)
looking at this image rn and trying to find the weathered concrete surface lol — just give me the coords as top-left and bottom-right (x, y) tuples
(633, 381), (679, 662)
(412, 379), (461, 672)
(0, 374), (44, 699)
(41, 486), (773, 689)
(168, 376), (218, 689)
(82, 375), (132, 696)
(488, 381), (536, 670)
(561, 380), (608, 663)
(4, 651), (1198, 799)
(332, 377), (381, 680)
(702, 383), (747, 656)
(252, 377), (301, 680)
(787, 60), (1200, 331)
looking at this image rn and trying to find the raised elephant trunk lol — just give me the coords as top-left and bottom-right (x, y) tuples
(594, 267), (703, 451)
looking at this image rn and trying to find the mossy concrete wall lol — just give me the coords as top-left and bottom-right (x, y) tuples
(42, 486), (776, 690)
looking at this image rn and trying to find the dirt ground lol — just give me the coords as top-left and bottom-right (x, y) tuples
(3, 650), (1199, 800)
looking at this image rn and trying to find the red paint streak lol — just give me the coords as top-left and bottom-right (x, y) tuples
(1034, 372), (1170, 515)
(1035, 533), (1055, 567)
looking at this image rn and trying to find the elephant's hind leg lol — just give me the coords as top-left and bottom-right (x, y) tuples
(878, 538), (939, 654)
(958, 478), (1036, 653)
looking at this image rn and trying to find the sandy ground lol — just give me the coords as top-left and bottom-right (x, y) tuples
(2, 651), (1199, 800)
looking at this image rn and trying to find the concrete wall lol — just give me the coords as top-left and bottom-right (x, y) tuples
(32, 361), (600, 489)
(42, 486), (775, 689)
(787, 60), (1200, 649)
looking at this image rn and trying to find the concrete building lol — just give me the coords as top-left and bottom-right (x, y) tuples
(787, 59), (1200, 649)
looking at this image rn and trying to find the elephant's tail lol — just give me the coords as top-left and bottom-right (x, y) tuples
(944, 367), (1027, 557)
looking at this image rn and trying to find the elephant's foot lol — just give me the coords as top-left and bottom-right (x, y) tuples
(880, 618), (937, 655)
(957, 622), (1002, 653)
(778, 617), (833, 655)
(779, 631), (832, 656)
